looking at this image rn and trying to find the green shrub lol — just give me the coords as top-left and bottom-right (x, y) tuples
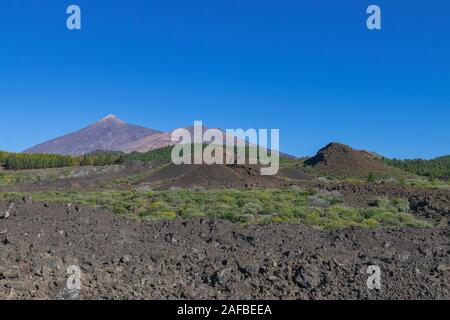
(367, 172), (377, 183)
(159, 211), (178, 220)
(390, 198), (410, 212)
(375, 196), (409, 213)
(0, 188), (430, 228)
(180, 205), (205, 218)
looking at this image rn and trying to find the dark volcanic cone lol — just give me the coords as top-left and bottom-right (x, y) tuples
(305, 142), (390, 177)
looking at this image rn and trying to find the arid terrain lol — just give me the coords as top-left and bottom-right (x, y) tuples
(3, 0), (450, 305)
(0, 200), (449, 300)
(1, 118), (449, 300)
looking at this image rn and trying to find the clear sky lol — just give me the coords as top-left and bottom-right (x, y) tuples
(0, 0), (449, 159)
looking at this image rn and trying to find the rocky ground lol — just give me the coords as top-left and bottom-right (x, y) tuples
(3, 161), (449, 224)
(316, 182), (450, 223)
(1, 199), (449, 300)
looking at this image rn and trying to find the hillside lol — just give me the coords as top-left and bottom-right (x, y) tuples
(304, 142), (396, 178)
(23, 116), (295, 160)
(122, 125), (264, 154)
(384, 155), (450, 180)
(23, 115), (161, 156)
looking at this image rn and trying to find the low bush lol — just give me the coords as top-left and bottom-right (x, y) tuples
(0, 188), (430, 228)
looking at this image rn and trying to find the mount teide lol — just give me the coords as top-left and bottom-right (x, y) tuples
(23, 115), (292, 158)
(23, 115), (162, 156)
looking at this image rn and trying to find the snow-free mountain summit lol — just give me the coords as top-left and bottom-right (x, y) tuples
(23, 115), (162, 156)
(23, 115), (290, 158)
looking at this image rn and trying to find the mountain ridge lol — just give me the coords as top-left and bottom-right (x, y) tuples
(22, 115), (291, 157)
(23, 115), (161, 156)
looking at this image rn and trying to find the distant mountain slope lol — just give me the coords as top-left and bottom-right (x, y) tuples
(122, 125), (251, 153)
(121, 132), (173, 153)
(304, 142), (395, 177)
(23, 115), (161, 156)
(23, 115), (295, 158)
(124, 125), (296, 159)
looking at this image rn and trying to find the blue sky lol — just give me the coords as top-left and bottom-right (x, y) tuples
(0, 0), (449, 158)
